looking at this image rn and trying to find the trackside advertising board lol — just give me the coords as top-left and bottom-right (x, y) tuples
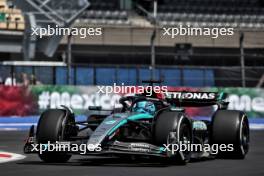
(0, 85), (263, 118)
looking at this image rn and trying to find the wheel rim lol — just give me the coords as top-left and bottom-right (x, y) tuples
(180, 124), (191, 158)
(241, 119), (249, 154)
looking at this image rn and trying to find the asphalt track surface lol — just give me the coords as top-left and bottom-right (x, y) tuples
(0, 131), (264, 176)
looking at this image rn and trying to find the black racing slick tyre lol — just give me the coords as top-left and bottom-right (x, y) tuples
(211, 110), (249, 159)
(36, 109), (77, 163)
(153, 110), (192, 165)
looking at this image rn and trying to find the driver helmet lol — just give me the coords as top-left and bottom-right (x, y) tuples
(132, 101), (156, 115)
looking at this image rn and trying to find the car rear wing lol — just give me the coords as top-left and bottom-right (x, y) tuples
(164, 91), (229, 109)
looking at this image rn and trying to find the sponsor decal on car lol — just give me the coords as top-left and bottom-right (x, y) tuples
(130, 148), (150, 153)
(130, 143), (151, 153)
(130, 143), (150, 149)
(165, 92), (217, 100)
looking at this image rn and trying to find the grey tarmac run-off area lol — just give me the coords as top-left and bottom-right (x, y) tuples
(0, 131), (264, 176)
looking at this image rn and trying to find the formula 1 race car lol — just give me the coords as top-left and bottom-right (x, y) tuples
(24, 81), (250, 165)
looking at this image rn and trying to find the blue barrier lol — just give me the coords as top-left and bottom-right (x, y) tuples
(0, 116), (263, 131)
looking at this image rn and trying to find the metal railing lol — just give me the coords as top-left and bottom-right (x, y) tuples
(0, 63), (263, 88)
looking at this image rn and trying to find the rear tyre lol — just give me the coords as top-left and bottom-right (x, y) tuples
(211, 110), (249, 159)
(36, 109), (76, 163)
(153, 110), (192, 165)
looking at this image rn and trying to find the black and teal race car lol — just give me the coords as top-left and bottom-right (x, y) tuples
(24, 81), (249, 165)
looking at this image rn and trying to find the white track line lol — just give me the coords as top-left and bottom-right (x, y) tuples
(0, 123), (37, 126)
(250, 124), (264, 130)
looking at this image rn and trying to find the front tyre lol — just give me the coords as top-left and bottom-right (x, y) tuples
(153, 110), (192, 165)
(211, 110), (249, 159)
(36, 109), (76, 163)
